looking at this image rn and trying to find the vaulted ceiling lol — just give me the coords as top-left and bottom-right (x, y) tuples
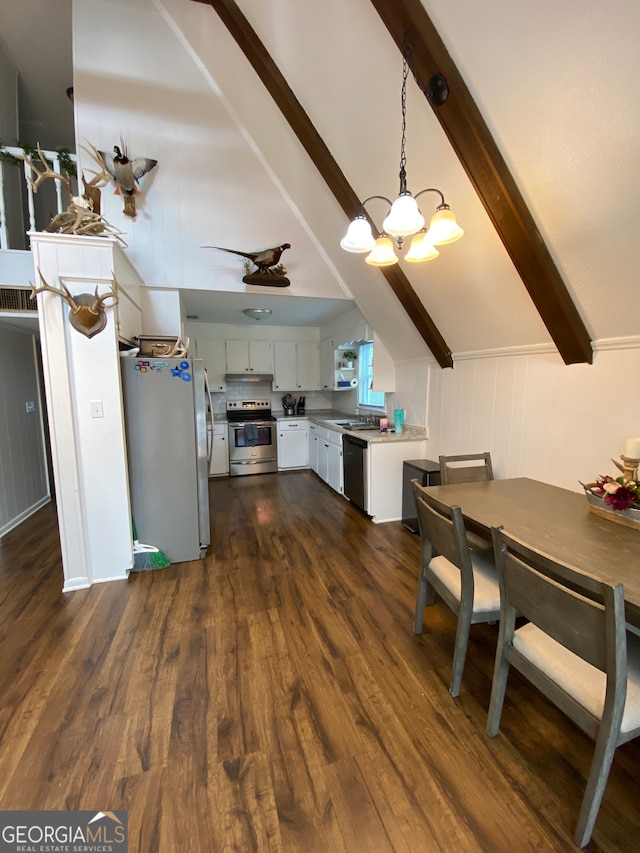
(6, 0), (640, 365)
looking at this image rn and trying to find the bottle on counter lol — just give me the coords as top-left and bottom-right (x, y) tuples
(379, 417), (388, 432)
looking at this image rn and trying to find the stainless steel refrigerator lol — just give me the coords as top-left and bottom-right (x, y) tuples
(121, 356), (211, 563)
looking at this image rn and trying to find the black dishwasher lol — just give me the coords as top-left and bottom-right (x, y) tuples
(342, 434), (368, 513)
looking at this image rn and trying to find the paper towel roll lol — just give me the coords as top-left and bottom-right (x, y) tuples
(350, 378), (358, 387)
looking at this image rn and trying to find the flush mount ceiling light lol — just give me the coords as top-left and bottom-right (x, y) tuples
(340, 55), (463, 267)
(243, 308), (272, 321)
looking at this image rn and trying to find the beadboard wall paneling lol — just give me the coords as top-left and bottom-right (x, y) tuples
(385, 360), (430, 430)
(426, 346), (640, 493)
(0, 328), (50, 537)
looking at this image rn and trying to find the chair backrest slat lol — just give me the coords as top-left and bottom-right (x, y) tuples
(413, 484), (473, 582)
(494, 528), (625, 675)
(502, 550), (610, 670)
(440, 452), (493, 486)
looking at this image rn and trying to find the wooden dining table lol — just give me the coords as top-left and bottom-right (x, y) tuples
(424, 477), (640, 629)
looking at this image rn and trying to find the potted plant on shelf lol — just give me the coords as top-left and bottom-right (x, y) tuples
(342, 350), (357, 368)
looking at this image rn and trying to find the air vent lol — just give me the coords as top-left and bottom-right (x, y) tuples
(0, 287), (36, 312)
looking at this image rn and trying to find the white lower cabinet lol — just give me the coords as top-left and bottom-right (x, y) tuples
(315, 425), (343, 494)
(277, 419), (309, 469)
(367, 439), (425, 522)
(327, 440), (343, 494)
(308, 422), (319, 473)
(209, 423), (229, 476)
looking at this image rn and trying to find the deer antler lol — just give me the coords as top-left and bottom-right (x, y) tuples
(80, 141), (112, 189)
(29, 271), (78, 310)
(29, 268), (119, 339)
(91, 278), (119, 313)
(23, 143), (74, 197)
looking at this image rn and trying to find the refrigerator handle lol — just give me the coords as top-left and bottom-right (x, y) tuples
(204, 368), (214, 463)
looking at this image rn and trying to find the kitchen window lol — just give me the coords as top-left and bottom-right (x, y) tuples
(358, 342), (385, 409)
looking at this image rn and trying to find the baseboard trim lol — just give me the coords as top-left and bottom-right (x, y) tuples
(0, 495), (51, 539)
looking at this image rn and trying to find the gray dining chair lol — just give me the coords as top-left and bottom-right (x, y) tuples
(487, 526), (640, 849)
(439, 452), (493, 486)
(412, 480), (501, 697)
(438, 452), (494, 550)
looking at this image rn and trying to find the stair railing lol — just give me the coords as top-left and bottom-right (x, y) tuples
(0, 146), (77, 250)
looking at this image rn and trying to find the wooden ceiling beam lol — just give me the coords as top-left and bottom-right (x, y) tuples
(369, 0), (593, 365)
(193, 0), (453, 368)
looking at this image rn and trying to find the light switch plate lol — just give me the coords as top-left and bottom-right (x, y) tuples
(90, 400), (104, 418)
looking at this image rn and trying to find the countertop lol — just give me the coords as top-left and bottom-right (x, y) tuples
(219, 410), (427, 442)
(306, 410), (427, 444)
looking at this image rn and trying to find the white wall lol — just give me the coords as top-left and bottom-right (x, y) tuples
(386, 359), (432, 430)
(427, 340), (640, 493)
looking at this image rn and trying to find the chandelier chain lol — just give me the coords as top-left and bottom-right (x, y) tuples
(399, 58), (408, 195)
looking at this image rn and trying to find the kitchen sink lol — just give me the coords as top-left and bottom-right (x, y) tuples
(322, 418), (394, 432)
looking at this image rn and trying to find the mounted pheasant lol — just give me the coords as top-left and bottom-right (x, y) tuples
(203, 243), (291, 287)
(99, 141), (158, 218)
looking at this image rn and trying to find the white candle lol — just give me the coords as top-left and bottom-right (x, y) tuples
(624, 438), (640, 459)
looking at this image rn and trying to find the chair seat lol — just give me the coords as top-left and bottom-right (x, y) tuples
(513, 623), (640, 734)
(430, 548), (501, 613)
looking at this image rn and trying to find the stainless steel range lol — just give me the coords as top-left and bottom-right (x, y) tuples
(227, 399), (278, 476)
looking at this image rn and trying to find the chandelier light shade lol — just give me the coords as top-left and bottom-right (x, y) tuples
(365, 236), (398, 267)
(427, 204), (464, 245)
(340, 55), (464, 265)
(382, 194), (425, 238)
(340, 215), (376, 253)
(404, 231), (440, 263)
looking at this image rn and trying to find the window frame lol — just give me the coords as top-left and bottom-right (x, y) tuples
(357, 342), (385, 411)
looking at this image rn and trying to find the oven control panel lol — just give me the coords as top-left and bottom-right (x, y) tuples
(226, 399), (271, 412)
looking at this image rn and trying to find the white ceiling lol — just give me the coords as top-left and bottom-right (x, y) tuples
(3, 0), (640, 354)
(180, 290), (353, 327)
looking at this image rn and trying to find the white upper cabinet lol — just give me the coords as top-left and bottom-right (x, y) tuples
(196, 339), (227, 391)
(273, 341), (297, 390)
(296, 341), (320, 390)
(319, 337), (334, 390)
(226, 339), (273, 373)
(273, 341), (320, 391)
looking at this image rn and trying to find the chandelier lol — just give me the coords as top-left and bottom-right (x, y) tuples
(340, 57), (463, 266)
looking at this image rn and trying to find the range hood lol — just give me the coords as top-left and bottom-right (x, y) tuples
(225, 373), (274, 383)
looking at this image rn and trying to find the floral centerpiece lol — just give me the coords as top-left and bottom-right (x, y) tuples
(588, 475), (640, 510)
(583, 475), (640, 528)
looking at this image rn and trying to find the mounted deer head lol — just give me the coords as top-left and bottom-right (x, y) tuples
(30, 270), (119, 339)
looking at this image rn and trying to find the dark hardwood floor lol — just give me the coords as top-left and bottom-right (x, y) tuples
(0, 471), (638, 851)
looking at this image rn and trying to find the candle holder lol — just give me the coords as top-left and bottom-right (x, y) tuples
(611, 455), (640, 481)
